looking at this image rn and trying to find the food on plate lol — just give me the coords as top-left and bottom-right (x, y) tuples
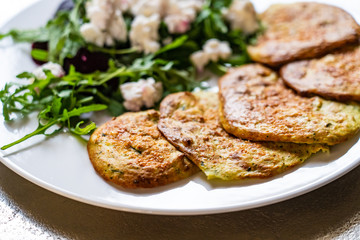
(1, 0), (360, 189)
(158, 91), (328, 180)
(87, 110), (199, 188)
(32, 62), (65, 80)
(248, 2), (360, 66)
(218, 64), (360, 145)
(190, 39), (232, 71)
(280, 45), (360, 102)
(0, 0), (259, 150)
(222, 0), (259, 34)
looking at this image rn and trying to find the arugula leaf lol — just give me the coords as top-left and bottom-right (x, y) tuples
(64, 104), (107, 119)
(154, 35), (188, 56)
(51, 97), (62, 117)
(0, 28), (49, 42)
(16, 72), (35, 79)
(1, 103), (107, 150)
(208, 0), (233, 9)
(31, 49), (49, 62)
(88, 45), (137, 55)
(108, 99), (125, 116)
(70, 121), (97, 135)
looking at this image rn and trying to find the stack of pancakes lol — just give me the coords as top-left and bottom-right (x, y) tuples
(88, 2), (360, 188)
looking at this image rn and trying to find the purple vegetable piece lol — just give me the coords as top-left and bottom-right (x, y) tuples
(63, 48), (110, 74)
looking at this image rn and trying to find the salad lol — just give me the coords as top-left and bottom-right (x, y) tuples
(0, 0), (261, 150)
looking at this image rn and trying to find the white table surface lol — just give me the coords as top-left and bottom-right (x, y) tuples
(1, 1), (360, 239)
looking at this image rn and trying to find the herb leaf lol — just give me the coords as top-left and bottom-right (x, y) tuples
(1, 103), (106, 150)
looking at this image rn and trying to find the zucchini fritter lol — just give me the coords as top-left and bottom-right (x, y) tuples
(219, 64), (360, 145)
(87, 110), (199, 188)
(281, 45), (360, 101)
(248, 2), (360, 66)
(158, 91), (328, 180)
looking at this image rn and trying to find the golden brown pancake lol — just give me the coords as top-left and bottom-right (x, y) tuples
(158, 91), (328, 180)
(219, 64), (360, 145)
(248, 2), (360, 66)
(280, 45), (360, 101)
(87, 110), (199, 188)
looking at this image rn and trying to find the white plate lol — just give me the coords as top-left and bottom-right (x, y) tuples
(0, 0), (360, 215)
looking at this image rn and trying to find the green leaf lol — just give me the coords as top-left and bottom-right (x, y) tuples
(1, 93), (12, 121)
(38, 105), (52, 120)
(58, 89), (73, 98)
(108, 99), (125, 116)
(207, 62), (228, 75)
(195, 9), (211, 24)
(31, 49), (48, 62)
(88, 45), (137, 55)
(51, 97), (62, 117)
(0, 28), (49, 42)
(160, 61), (174, 71)
(225, 54), (250, 66)
(1, 104), (106, 150)
(16, 72), (35, 79)
(1, 119), (58, 150)
(212, 13), (228, 33)
(70, 121), (97, 135)
(204, 17), (216, 39)
(209, 0), (233, 9)
(155, 35), (188, 56)
(76, 96), (94, 105)
(0, 33), (9, 40)
(63, 104), (107, 120)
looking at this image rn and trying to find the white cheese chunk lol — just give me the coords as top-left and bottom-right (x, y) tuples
(130, 0), (166, 17)
(223, 0), (259, 34)
(130, 14), (161, 54)
(203, 39), (232, 62)
(190, 51), (209, 72)
(80, 0), (127, 47)
(190, 39), (232, 71)
(80, 23), (106, 47)
(164, 0), (203, 34)
(32, 62), (65, 80)
(120, 78), (163, 111)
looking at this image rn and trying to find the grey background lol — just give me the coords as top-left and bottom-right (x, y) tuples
(1, 161), (360, 240)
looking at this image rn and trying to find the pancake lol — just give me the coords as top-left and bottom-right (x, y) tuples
(158, 91), (328, 180)
(247, 2), (360, 66)
(280, 45), (360, 101)
(219, 64), (360, 145)
(87, 110), (199, 188)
